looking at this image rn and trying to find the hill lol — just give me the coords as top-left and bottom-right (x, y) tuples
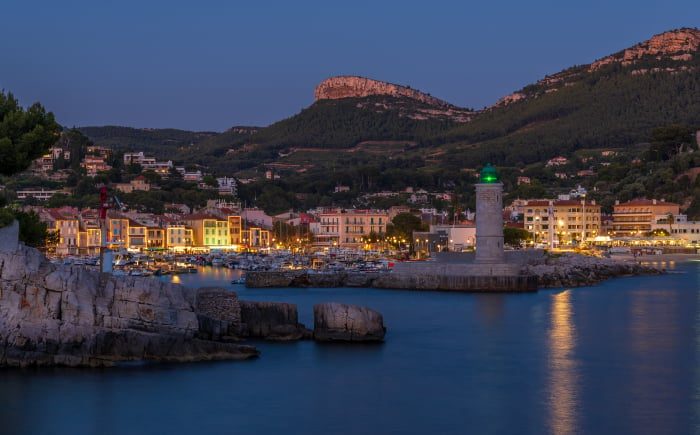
(75, 28), (700, 216)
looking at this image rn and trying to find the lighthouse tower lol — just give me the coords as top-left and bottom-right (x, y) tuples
(475, 164), (504, 264)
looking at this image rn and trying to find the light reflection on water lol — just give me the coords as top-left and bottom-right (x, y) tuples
(2, 261), (700, 434)
(547, 289), (579, 434)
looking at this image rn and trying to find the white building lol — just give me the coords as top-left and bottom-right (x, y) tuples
(650, 214), (700, 247)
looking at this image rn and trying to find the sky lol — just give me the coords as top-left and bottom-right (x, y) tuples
(1, 0), (698, 132)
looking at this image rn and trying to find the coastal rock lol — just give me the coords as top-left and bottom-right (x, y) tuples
(195, 287), (243, 342)
(522, 252), (663, 288)
(0, 244), (259, 367)
(239, 300), (311, 341)
(313, 303), (386, 342)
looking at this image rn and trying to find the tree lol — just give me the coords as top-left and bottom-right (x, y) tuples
(13, 210), (51, 248)
(0, 91), (61, 176)
(503, 227), (531, 246)
(386, 212), (428, 241)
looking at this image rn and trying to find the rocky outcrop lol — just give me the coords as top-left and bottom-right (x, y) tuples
(239, 301), (311, 341)
(0, 243), (259, 367)
(496, 28), (700, 107)
(315, 76), (452, 107)
(591, 28), (700, 71)
(313, 303), (385, 342)
(522, 252), (663, 288)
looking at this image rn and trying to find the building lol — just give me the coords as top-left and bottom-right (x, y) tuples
(216, 177), (237, 196)
(312, 209), (389, 249)
(115, 176), (151, 194)
(47, 208), (81, 255)
(81, 155), (112, 177)
(522, 199), (601, 247)
(650, 214), (700, 247)
(612, 199), (680, 237)
(16, 189), (63, 201)
(166, 224), (194, 252)
(183, 212), (230, 249)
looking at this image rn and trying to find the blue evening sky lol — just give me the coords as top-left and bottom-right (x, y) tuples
(1, 0), (697, 132)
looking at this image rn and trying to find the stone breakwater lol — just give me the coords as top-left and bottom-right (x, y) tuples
(246, 251), (664, 290)
(522, 252), (664, 288)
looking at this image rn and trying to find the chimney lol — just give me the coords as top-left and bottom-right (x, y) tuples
(653, 199), (657, 205)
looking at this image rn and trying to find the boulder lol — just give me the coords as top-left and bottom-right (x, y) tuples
(313, 302), (386, 342)
(239, 301), (311, 341)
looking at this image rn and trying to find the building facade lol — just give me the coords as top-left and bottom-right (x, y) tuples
(612, 199), (680, 236)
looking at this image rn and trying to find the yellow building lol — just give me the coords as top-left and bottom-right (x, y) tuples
(48, 209), (80, 255)
(523, 199), (601, 247)
(166, 224), (194, 251)
(184, 212), (230, 249)
(314, 209), (389, 249)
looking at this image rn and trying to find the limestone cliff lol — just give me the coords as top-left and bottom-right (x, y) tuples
(496, 28), (700, 107)
(314, 76), (473, 122)
(315, 76), (452, 107)
(590, 28), (700, 71)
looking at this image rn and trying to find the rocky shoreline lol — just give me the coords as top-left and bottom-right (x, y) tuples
(521, 252), (666, 288)
(0, 226), (385, 368)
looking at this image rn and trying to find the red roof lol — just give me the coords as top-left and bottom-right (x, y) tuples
(616, 199), (679, 207)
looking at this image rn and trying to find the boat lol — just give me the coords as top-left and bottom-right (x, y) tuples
(231, 276), (246, 285)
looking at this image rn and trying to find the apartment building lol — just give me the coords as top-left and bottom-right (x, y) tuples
(612, 199), (680, 236)
(313, 209), (389, 249)
(522, 199), (601, 247)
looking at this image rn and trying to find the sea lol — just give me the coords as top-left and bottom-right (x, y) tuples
(2, 259), (700, 435)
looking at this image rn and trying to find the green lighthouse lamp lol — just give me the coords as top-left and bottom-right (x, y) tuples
(480, 163), (498, 183)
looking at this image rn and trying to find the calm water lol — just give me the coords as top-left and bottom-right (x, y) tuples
(2, 261), (700, 434)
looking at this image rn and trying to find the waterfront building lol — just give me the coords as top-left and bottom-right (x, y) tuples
(430, 224), (476, 251)
(183, 212), (230, 249)
(48, 208), (81, 255)
(77, 209), (101, 256)
(313, 209), (389, 249)
(165, 224), (194, 252)
(522, 199), (601, 247)
(612, 199), (680, 237)
(650, 214), (700, 247)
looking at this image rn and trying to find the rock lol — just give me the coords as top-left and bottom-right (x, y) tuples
(0, 244), (259, 367)
(315, 76), (452, 106)
(239, 301), (311, 341)
(523, 252), (663, 288)
(313, 303), (386, 342)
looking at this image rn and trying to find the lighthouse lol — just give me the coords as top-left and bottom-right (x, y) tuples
(475, 163), (505, 264)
